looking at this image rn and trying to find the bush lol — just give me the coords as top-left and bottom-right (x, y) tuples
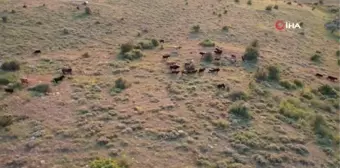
(2, 16), (7, 23)
(310, 54), (321, 63)
(0, 115), (13, 128)
(85, 7), (92, 15)
(234, 0), (240, 3)
(273, 5), (279, 9)
(279, 80), (297, 90)
(293, 79), (304, 88)
(287, 2), (292, 5)
(319, 0), (323, 5)
(200, 39), (215, 47)
(229, 103), (251, 120)
(115, 78), (130, 90)
(192, 25), (200, 33)
(267, 65), (280, 81)
(138, 40), (155, 49)
(212, 119), (229, 129)
(254, 68), (268, 81)
(247, 0), (252, 5)
(121, 49), (144, 60)
(243, 47), (259, 62)
(312, 114), (334, 140)
(336, 50), (340, 57)
(228, 90), (248, 101)
(0, 78), (10, 85)
(28, 84), (51, 95)
(202, 52), (213, 63)
(1, 60), (20, 71)
(90, 158), (129, 168)
(222, 26), (229, 32)
(120, 42), (133, 54)
(301, 89), (314, 100)
(151, 39), (159, 47)
(265, 5), (273, 11)
(318, 84), (338, 98)
(279, 99), (309, 120)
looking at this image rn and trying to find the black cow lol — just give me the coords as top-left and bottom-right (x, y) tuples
(4, 88), (14, 93)
(327, 76), (338, 82)
(62, 68), (72, 75)
(214, 48), (223, 55)
(33, 50), (41, 54)
(171, 70), (180, 74)
(199, 52), (206, 56)
(159, 39), (165, 43)
(315, 73), (323, 78)
(198, 68), (206, 73)
(217, 84), (226, 89)
(52, 75), (65, 83)
(208, 68), (220, 73)
(163, 54), (171, 59)
(76, 6), (80, 10)
(23, 4), (27, 8)
(169, 65), (180, 70)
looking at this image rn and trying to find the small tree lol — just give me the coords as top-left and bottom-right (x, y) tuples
(243, 47), (259, 62)
(1, 60), (20, 71)
(267, 65), (280, 81)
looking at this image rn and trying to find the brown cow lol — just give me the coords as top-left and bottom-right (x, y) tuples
(62, 68), (72, 75)
(327, 76), (338, 82)
(163, 54), (171, 59)
(315, 73), (323, 78)
(20, 78), (29, 85)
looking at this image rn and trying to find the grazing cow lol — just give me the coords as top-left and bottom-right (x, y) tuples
(159, 39), (165, 43)
(33, 50), (41, 54)
(217, 84), (226, 89)
(231, 55), (236, 59)
(214, 56), (221, 61)
(199, 52), (206, 56)
(62, 67), (72, 75)
(198, 68), (206, 73)
(52, 75), (65, 83)
(316, 50), (321, 54)
(190, 70), (198, 73)
(208, 68), (220, 73)
(4, 88), (14, 93)
(20, 78), (29, 85)
(76, 6), (80, 10)
(163, 54), (171, 59)
(23, 4), (27, 8)
(169, 64), (180, 70)
(315, 73), (323, 78)
(327, 76), (338, 82)
(214, 48), (223, 55)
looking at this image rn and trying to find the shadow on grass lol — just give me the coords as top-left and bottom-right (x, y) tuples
(73, 13), (90, 20)
(241, 61), (257, 73)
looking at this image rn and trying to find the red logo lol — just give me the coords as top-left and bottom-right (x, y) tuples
(275, 20), (285, 30)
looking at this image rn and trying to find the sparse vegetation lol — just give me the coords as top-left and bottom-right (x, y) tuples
(273, 5), (278, 10)
(120, 42), (134, 53)
(243, 47), (259, 62)
(247, 0), (252, 5)
(254, 68), (268, 81)
(229, 90), (248, 101)
(279, 98), (310, 120)
(234, 0), (240, 3)
(121, 49), (144, 60)
(336, 50), (340, 57)
(280, 80), (297, 90)
(202, 52), (213, 62)
(0, 115), (13, 128)
(2, 15), (7, 23)
(222, 26), (229, 32)
(293, 79), (304, 88)
(1, 60), (20, 71)
(318, 84), (338, 98)
(200, 39), (215, 47)
(85, 7), (92, 15)
(111, 78), (131, 95)
(90, 158), (130, 168)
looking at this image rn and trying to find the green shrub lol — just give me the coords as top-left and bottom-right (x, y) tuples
(336, 50), (340, 57)
(254, 68), (268, 81)
(199, 39), (215, 47)
(1, 60), (20, 71)
(265, 5), (273, 11)
(202, 52), (213, 63)
(151, 39), (159, 47)
(90, 158), (129, 168)
(279, 99), (309, 120)
(280, 80), (297, 90)
(310, 99), (332, 112)
(243, 47), (259, 62)
(222, 26), (229, 32)
(0, 78), (10, 85)
(138, 40), (155, 49)
(301, 89), (314, 100)
(229, 103), (251, 120)
(120, 42), (134, 53)
(192, 25), (200, 33)
(121, 49), (144, 60)
(287, 2), (292, 5)
(273, 5), (279, 9)
(0, 115), (13, 128)
(212, 119), (229, 129)
(28, 84), (51, 95)
(312, 114), (334, 141)
(228, 90), (248, 101)
(338, 59), (340, 66)
(318, 85), (338, 98)
(267, 65), (280, 81)
(293, 79), (304, 88)
(310, 54), (321, 63)
(247, 0), (252, 5)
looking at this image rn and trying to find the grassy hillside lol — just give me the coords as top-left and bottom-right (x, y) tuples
(0, 0), (339, 168)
